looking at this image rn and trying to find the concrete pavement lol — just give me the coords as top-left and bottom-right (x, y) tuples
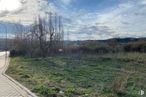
(0, 51), (37, 97)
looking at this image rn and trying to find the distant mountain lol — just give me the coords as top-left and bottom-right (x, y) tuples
(106, 37), (146, 43)
(98, 38), (144, 44)
(64, 37), (146, 46)
(1, 36), (146, 51)
(0, 21), (30, 34)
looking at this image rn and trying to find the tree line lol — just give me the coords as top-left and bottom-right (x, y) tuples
(11, 12), (64, 57)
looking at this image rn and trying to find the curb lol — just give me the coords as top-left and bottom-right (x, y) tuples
(2, 52), (38, 97)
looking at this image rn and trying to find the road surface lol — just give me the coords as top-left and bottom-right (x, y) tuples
(0, 51), (37, 97)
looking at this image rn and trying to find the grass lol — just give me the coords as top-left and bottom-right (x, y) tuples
(6, 53), (146, 97)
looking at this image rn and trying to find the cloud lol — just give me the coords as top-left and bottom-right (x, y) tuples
(96, 0), (146, 38)
(141, 0), (146, 4)
(0, 0), (22, 13)
(0, 0), (146, 40)
(0, 0), (47, 24)
(63, 0), (146, 40)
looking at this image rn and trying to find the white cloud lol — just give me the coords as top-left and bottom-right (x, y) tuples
(96, 1), (146, 38)
(0, 0), (22, 13)
(0, 0), (146, 40)
(0, 0), (47, 24)
(63, 0), (146, 40)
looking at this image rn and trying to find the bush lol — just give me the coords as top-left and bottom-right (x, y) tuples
(64, 87), (76, 96)
(32, 85), (58, 97)
(124, 41), (146, 52)
(10, 50), (27, 57)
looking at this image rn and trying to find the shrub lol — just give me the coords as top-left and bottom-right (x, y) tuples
(32, 85), (58, 97)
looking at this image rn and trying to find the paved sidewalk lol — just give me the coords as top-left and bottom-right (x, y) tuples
(0, 52), (37, 97)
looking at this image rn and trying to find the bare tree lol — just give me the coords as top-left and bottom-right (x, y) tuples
(12, 12), (64, 57)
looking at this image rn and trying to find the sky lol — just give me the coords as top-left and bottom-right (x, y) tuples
(0, 0), (146, 40)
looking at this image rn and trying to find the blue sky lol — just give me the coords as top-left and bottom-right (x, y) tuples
(0, 0), (146, 40)
(62, 0), (120, 12)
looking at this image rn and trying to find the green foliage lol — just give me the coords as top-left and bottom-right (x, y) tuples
(20, 74), (30, 79)
(64, 87), (75, 96)
(32, 85), (58, 97)
(6, 53), (146, 97)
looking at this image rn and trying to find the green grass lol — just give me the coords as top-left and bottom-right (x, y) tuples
(6, 53), (146, 97)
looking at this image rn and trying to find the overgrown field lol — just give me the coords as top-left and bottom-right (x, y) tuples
(6, 53), (146, 97)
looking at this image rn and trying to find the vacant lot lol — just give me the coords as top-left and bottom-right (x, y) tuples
(6, 53), (146, 97)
